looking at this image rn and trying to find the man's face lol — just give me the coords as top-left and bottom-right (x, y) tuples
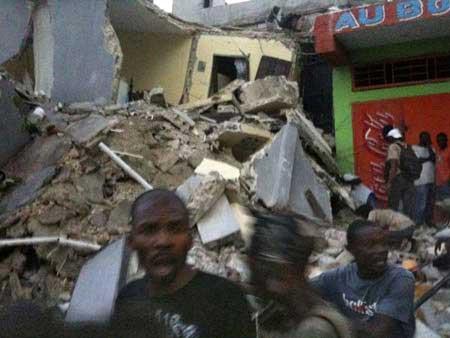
(348, 227), (389, 279)
(438, 135), (448, 150)
(128, 206), (192, 284)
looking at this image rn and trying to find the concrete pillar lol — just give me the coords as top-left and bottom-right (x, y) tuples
(33, 0), (54, 97)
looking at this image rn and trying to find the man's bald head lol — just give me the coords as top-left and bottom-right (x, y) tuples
(130, 189), (189, 227)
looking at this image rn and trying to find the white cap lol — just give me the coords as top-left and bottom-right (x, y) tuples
(387, 128), (402, 139)
(343, 173), (359, 182)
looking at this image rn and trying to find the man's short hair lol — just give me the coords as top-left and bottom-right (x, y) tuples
(347, 219), (376, 247)
(130, 189), (188, 226)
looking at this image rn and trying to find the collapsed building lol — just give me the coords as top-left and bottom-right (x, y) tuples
(1, 0), (450, 336)
(1, 0), (297, 166)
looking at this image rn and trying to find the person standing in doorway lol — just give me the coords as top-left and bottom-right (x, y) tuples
(385, 128), (417, 220)
(412, 132), (436, 225)
(436, 133), (450, 201)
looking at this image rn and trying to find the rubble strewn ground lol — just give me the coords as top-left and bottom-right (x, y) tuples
(1, 75), (450, 336)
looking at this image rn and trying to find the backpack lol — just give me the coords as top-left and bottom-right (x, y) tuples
(399, 144), (422, 181)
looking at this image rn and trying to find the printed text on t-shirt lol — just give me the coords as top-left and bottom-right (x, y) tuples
(342, 293), (377, 317)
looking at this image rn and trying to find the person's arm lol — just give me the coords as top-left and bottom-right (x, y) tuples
(387, 159), (399, 188)
(352, 313), (403, 338)
(224, 287), (256, 338)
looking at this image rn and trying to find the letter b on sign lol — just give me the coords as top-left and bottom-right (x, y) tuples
(397, 0), (423, 21)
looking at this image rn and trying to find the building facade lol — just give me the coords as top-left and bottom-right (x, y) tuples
(314, 0), (450, 199)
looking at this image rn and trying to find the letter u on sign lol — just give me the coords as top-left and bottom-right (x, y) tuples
(359, 5), (385, 26)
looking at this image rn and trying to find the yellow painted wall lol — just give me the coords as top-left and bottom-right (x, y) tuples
(117, 31), (192, 104)
(190, 34), (295, 101)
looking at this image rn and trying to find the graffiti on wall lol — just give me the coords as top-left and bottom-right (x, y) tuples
(361, 111), (395, 200)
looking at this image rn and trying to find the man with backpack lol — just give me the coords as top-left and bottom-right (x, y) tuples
(385, 128), (421, 220)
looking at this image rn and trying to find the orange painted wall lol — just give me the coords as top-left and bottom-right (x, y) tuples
(352, 93), (450, 200)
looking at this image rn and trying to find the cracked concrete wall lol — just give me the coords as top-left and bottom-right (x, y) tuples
(34, 0), (122, 103)
(0, 0), (32, 65)
(173, 0), (381, 26)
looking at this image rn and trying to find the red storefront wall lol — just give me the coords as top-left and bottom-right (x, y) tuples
(352, 93), (450, 201)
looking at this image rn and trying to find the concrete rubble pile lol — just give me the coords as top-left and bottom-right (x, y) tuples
(8, 73), (448, 325)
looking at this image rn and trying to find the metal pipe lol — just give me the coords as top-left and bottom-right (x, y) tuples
(414, 271), (450, 310)
(99, 142), (153, 191)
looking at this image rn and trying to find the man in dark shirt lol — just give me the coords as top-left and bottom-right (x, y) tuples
(312, 220), (415, 338)
(114, 189), (255, 338)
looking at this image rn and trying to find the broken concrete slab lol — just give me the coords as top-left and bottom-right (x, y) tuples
(188, 175), (225, 226)
(309, 156), (355, 210)
(176, 174), (226, 226)
(65, 114), (109, 145)
(0, 167), (56, 216)
(248, 123), (332, 222)
(217, 104), (238, 115)
(154, 149), (179, 173)
(197, 195), (241, 247)
(415, 320), (441, 338)
(234, 76), (299, 115)
(74, 172), (105, 204)
(195, 158), (240, 181)
(144, 87), (167, 108)
(215, 122), (272, 162)
(0, 77), (31, 168)
(107, 200), (132, 230)
(177, 93), (233, 112)
(38, 205), (73, 226)
(288, 109), (340, 175)
(3, 135), (71, 181)
(66, 237), (130, 323)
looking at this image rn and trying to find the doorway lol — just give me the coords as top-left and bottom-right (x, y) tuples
(209, 55), (249, 96)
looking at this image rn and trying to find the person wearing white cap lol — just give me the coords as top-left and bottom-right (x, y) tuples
(385, 128), (417, 220)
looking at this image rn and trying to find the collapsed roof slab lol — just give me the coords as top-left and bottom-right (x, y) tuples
(109, 0), (199, 35)
(0, 0), (32, 65)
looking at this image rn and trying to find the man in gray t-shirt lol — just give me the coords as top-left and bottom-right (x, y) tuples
(311, 220), (415, 338)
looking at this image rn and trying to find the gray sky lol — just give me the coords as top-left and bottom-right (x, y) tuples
(154, 0), (173, 12)
(153, 0), (249, 13)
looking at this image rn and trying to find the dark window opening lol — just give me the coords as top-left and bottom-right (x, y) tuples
(209, 55), (249, 96)
(301, 43), (334, 134)
(256, 56), (292, 79)
(203, 0), (212, 8)
(353, 54), (450, 90)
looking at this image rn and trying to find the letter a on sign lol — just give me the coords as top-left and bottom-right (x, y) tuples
(428, 0), (450, 16)
(359, 5), (385, 26)
(397, 0), (423, 21)
(335, 11), (360, 31)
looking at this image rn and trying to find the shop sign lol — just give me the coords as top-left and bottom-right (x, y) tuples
(335, 0), (450, 32)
